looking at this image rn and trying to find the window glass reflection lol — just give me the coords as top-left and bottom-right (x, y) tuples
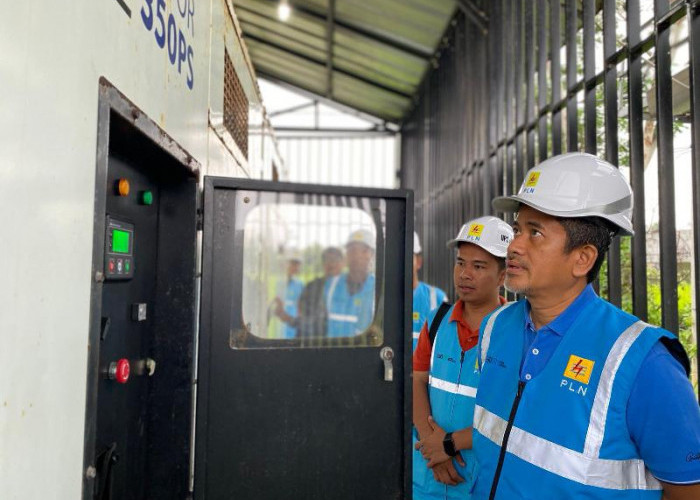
(241, 203), (380, 346)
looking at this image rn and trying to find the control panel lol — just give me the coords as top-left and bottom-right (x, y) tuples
(104, 216), (134, 280)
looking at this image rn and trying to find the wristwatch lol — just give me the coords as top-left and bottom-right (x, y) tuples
(442, 432), (457, 457)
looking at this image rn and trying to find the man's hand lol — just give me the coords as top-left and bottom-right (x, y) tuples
(273, 297), (284, 317)
(272, 298), (294, 323)
(431, 460), (465, 486)
(416, 416), (466, 468)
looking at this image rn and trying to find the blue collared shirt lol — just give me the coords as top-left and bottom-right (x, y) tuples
(520, 284), (597, 381)
(520, 284), (700, 484)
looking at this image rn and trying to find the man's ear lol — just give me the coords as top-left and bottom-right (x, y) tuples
(571, 244), (598, 279)
(497, 266), (506, 288)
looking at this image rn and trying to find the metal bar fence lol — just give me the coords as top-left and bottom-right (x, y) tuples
(400, 1), (699, 390)
(688, 0), (700, 400)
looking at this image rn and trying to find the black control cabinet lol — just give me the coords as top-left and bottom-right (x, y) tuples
(84, 81), (199, 500)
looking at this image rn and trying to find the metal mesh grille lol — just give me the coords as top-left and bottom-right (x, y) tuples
(224, 48), (249, 158)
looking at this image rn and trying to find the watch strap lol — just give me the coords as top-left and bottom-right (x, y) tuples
(442, 431), (457, 457)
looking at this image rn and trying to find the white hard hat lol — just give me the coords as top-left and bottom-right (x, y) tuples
(447, 216), (513, 258)
(413, 231), (422, 254)
(346, 229), (375, 250)
(492, 152), (634, 236)
(285, 249), (302, 263)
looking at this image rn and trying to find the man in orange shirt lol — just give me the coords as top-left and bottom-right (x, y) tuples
(412, 216), (512, 500)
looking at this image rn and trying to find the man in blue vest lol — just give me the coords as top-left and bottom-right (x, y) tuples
(412, 231), (448, 351)
(473, 152), (700, 499)
(274, 247), (344, 338)
(325, 229), (376, 338)
(274, 254), (304, 339)
(413, 216), (513, 500)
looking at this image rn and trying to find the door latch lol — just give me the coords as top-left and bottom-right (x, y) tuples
(380, 346), (394, 382)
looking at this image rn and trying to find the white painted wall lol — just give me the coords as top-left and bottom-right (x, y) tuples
(0, 0), (273, 496)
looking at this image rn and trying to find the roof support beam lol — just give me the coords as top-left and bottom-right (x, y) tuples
(456, 0), (489, 32)
(326, 0), (336, 98)
(244, 32), (414, 98)
(269, 101), (315, 117)
(285, 1), (433, 59)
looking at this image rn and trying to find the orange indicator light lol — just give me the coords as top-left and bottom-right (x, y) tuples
(117, 178), (130, 197)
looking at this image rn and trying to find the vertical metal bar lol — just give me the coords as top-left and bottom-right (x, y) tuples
(654, 0), (679, 332)
(537, 0), (548, 162)
(496, 0), (506, 200)
(325, 0), (335, 98)
(489, 0), (500, 206)
(627, 0), (648, 320)
(551, 0), (562, 155)
(583, 0), (596, 155)
(505, 0), (515, 197)
(515, 0), (526, 187)
(687, 0), (700, 396)
(603, 0), (622, 307)
(525, 0), (536, 169)
(566, 0), (578, 151)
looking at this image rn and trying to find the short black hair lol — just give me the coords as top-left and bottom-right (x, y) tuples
(321, 247), (343, 261)
(557, 216), (617, 283)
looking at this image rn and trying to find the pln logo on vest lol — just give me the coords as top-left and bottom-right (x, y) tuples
(523, 171), (540, 194)
(560, 355), (595, 397)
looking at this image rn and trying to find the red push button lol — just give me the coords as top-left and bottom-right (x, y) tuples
(109, 358), (130, 384)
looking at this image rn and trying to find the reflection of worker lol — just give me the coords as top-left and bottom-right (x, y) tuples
(413, 216), (512, 500)
(473, 153), (700, 499)
(274, 255), (303, 339)
(412, 231), (447, 351)
(275, 247), (344, 338)
(325, 229), (375, 337)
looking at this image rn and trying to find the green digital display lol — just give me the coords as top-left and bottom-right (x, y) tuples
(112, 229), (130, 254)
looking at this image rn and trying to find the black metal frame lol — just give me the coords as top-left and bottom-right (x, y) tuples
(401, 1), (700, 393)
(83, 78), (200, 498)
(196, 177), (414, 498)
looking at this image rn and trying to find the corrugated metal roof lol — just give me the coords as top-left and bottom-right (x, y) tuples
(232, 0), (459, 122)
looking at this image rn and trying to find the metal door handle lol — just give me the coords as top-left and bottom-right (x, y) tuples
(380, 347), (394, 382)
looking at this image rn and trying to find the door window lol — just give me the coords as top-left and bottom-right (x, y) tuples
(234, 192), (386, 348)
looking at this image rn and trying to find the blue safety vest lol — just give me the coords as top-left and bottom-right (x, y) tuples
(282, 278), (304, 339)
(413, 282), (447, 351)
(473, 297), (671, 499)
(414, 304), (479, 500)
(325, 273), (375, 338)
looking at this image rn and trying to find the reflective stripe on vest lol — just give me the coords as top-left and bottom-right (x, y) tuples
(476, 318), (662, 492)
(328, 313), (359, 323)
(429, 286), (437, 310)
(429, 375), (477, 398)
(584, 320), (649, 456)
(474, 405), (661, 491)
(326, 275), (341, 313)
(480, 302), (515, 368)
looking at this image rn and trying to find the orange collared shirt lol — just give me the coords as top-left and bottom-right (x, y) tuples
(412, 297), (506, 372)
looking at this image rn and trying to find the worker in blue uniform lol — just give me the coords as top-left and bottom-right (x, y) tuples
(412, 231), (447, 351)
(413, 216), (513, 500)
(274, 254), (304, 339)
(326, 229), (375, 337)
(472, 152), (700, 499)
(274, 247), (344, 338)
